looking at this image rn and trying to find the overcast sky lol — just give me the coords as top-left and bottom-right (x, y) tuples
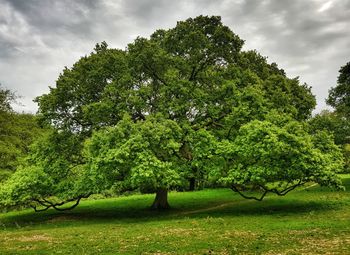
(0, 0), (349, 113)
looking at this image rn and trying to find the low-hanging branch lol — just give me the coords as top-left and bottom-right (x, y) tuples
(265, 180), (305, 196)
(231, 184), (268, 201)
(231, 180), (305, 201)
(30, 193), (92, 212)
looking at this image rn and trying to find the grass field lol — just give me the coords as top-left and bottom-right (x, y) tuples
(1, 175), (350, 254)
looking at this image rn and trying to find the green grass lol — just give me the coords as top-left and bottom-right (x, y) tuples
(1, 176), (350, 254)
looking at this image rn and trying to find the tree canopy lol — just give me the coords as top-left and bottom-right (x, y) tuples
(0, 16), (342, 211)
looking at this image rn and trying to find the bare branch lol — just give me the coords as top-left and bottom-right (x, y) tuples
(231, 185), (268, 201)
(267, 180), (305, 196)
(30, 205), (51, 212)
(144, 65), (168, 86)
(231, 180), (305, 201)
(30, 193), (91, 212)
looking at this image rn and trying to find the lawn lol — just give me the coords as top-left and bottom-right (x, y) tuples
(1, 175), (350, 254)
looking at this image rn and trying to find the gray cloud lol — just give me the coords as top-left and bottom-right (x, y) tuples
(0, 0), (349, 113)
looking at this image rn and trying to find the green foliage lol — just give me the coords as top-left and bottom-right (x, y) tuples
(0, 166), (52, 207)
(85, 116), (225, 194)
(217, 113), (343, 199)
(34, 44), (129, 133)
(309, 110), (350, 172)
(237, 50), (286, 79)
(85, 115), (185, 193)
(238, 52), (315, 120)
(35, 16), (314, 135)
(309, 110), (350, 145)
(0, 130), (87, 209)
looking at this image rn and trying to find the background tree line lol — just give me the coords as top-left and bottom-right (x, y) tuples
(0, 86), (44, 182)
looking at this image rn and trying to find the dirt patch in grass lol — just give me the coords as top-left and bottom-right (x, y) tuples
(264, 231), (350, 255)
(288, 228), (350, 250)
(161, 227), (199, 237)
(17, 234), (53, 242)
(177, 200), (252, 216)
(300, 235), (350, 253)
(288, 228), (323, 235)
(223, 230), (257, 240)
(142, 252), (174, 255)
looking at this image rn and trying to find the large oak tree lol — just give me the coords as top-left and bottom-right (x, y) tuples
(0, 16), (342, 211)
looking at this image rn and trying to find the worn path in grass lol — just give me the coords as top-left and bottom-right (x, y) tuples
(1, 175), (350, 254)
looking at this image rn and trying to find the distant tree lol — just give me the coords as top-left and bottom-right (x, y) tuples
(324, 61), (350, 171)
(0, 85), (16, 112)
(0, 85), (44, 182)
(327, 62), (350, 118)
(344, 144), (350, 172)
(309, 110), (350, 172)
(2, 16), (339, 212)
(309, 110), (350, 145)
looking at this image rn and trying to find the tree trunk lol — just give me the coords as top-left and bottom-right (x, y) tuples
(151, 188), (170, 210)
(189, 177), (196, 191)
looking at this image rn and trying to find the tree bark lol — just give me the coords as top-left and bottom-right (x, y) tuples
(151, 188), (170, 210)
(189, 177), (196, 191)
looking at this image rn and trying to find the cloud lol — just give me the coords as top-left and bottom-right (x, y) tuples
(0, 0), (349, 113)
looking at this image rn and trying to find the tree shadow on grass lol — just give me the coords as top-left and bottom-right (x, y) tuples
(0, 195), (342, 230)
(184, 198), (341, 219)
